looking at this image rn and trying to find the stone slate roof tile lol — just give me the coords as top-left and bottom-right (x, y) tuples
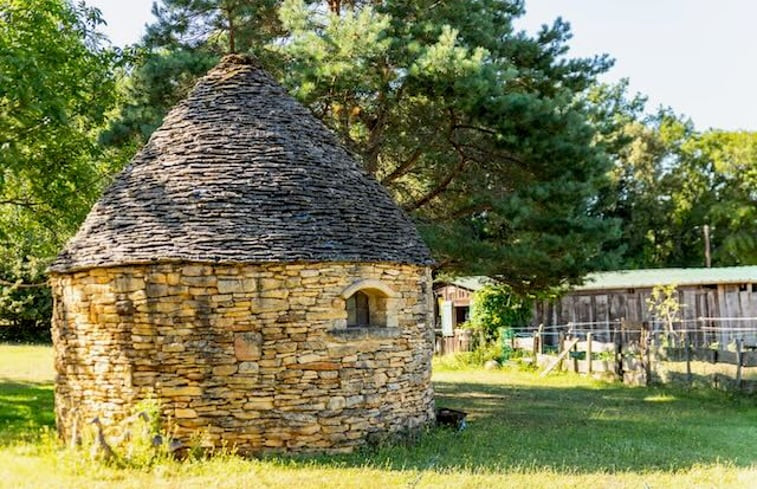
(49, 55), (433, 273)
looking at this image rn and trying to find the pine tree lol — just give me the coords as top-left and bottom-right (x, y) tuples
(105, 0), (621, 292)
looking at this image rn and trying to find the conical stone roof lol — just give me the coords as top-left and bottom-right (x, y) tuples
(50, 55), (433, 273)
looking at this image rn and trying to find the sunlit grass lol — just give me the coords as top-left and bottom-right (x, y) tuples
(0, 344), (755, 488)
(644, 394), (677, 402)
(0, 343), (55, 383)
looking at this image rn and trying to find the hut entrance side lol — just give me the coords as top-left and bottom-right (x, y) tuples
(48, 55), (436, 454)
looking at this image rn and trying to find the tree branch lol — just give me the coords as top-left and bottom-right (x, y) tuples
(403, 108), (470, 212)
(403, 151), (469, 212)
(434, 202), (493, 222)
(0, 199), (41, 209)
(0, 278), (48, 289)
(451, 124), (498, 136)
(381, 147), (423, 184)
(328, 0), (341, 14)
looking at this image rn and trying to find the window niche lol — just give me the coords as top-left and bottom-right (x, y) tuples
(333, 279), (399, 337)
(346, 290), (371, 327)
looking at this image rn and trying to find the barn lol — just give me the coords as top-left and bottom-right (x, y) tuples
(533, 266), (757, 344)
(48, 55), (435, 454)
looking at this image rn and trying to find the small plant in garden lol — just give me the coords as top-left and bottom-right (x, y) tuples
(646, 283), (682, 335)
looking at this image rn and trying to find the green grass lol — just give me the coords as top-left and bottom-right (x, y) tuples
(0, 344), (55, 446)
(0, 344), (755, 488)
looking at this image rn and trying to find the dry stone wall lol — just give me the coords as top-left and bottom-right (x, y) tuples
(50, 262), (434, 454)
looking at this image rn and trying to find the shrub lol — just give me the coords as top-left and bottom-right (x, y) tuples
(469, 284), (532, 344)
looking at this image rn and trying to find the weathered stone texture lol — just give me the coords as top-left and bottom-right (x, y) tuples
(49, 55), (433, 274)
(51, 262), (434, 454)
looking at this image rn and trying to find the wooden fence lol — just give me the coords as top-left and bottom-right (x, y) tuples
(436, 319), (757, 393)
(516, 320), (757, 393)
(435, 328), (473, 356)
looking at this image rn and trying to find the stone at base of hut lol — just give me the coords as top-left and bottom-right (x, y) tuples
(435, 408), (467, 431)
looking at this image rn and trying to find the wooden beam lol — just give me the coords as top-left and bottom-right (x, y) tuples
(540, 338), (579, 377)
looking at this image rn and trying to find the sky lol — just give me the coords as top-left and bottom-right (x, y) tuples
(85, 0), (757, 131)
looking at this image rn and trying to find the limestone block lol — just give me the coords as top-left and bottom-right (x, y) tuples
(212, 365), (238, 376)
(182, 276), (217, 287)
(253, 298), (287, 312)
(217, 278), (256, 294)
(175, 408), (198, 418)
(234, 332), (262, 360)
(327, 344), (358, 357)
(298, 362), (340, 371)
(345, 395), (364, 407)
(146, 284), (169, 297)
(182, 265), (211, 276)
(260, 289), (289, 299)
(297, 353), (324, 364)
(259, 278), (281, 290)
(113, 276), (145, 292)
(244, 398), (274, 410)
(163, 386), (202, 397)
(238, 362), (259, 373)
(327, 396), (346, 411)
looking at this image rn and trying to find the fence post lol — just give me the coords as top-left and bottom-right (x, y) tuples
(538, 323), (544, 354)
(572, 333), (579, 374)
(558, 330), (566, 372)
(650, 330), (657, 385)
(685, 330), (692, 384)
(614, 322), (621, 379)
(586, 332), (593, 374)
(735, 338), (744, 389)
(641, 322), (651, 387)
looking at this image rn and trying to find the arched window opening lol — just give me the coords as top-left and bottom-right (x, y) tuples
(339, 279), (399, 330)
(346, 291), (370, 327)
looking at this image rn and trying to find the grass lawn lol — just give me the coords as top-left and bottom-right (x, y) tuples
(0, 344), (755, 488)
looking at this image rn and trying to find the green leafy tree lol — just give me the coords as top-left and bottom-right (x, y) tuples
(601, 111), (699, 267)
(0, 0), (118, 336)
(599, 105), (756, 268)
(692, 131), (757, 264)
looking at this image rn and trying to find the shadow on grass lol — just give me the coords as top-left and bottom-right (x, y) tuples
(0, 380), (54, 445)
(295, 376), (757, 474)
(1, 373), (755, 475)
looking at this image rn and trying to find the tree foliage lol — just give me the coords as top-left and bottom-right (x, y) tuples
(598, 102), (757, 268)
(470, 284), (532, 343)
(106, 0), (621, 292)
(2, 0), (754, 338)
(0, 0), (118, 333)
(646, 283), (681, 335)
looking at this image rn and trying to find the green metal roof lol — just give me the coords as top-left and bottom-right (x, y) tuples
(574, 266), (757, 291)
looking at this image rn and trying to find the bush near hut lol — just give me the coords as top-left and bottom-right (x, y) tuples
(460, 284), (532, 364)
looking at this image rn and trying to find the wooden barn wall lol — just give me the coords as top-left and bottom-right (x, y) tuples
(533, 284), (757, 328)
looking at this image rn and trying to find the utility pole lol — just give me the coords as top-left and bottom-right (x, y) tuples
(703, 224), (711, 268)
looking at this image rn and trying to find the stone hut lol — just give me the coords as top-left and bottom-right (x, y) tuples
(48, 55), (435, 454)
